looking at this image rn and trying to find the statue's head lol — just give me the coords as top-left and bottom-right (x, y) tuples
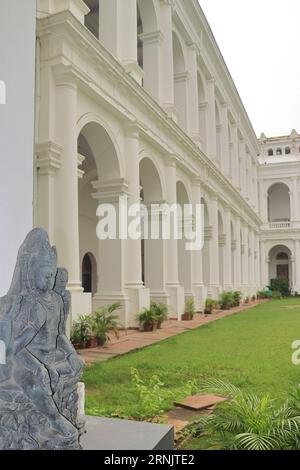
(8, 228), (58, 295)
(54, 268), (68, 294)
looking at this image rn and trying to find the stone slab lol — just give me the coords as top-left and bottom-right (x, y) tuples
(174, 394), (228, 411)
(81, 416), (174, 450)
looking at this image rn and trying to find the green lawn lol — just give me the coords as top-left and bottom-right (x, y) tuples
(83, 298), (300, 422)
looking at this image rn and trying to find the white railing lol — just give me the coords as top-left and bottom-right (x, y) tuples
(269, 221), (291, 229)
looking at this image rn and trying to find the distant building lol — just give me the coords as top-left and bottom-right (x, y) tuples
(258, 130), (300, 294)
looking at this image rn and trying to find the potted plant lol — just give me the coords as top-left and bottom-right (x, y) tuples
(138, 307), (157, 331)
(150, 302), (168, 329)
(251, 295), (256, 302)
(244, 296), (250, 304)
(219, 291), (234, 310)
(182, 297), (196, 321)
(204, 298), (218, 315)
(71, 315), (92, 349)
(92, 303), (121, 346)
(232, 291), (242, 307)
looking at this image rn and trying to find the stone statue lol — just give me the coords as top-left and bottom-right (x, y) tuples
(0, 228), (85, 450)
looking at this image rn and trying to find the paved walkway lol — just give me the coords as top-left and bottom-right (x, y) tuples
(79, 300), (268, 365)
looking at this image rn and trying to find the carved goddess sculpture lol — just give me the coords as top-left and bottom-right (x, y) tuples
(0, 229), (85, 450)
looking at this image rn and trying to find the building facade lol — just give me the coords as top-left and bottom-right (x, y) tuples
(258, 130), (300, 294)
(35, 0), (269, 327)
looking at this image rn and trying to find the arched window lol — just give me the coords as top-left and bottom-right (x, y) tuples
(268, 149), (274, 156)
(285, 147), (291, 155)
(268, 183), (291, 222)
(83, 0), (99, 38)
(82, 253), (97, 294)
(276, 148), (282, 155)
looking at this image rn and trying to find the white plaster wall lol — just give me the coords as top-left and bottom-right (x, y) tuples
(0, 1), (36, 296)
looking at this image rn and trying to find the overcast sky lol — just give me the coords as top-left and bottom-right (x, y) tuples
(199, 0), (300, 137)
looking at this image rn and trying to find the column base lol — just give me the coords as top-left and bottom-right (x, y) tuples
(192, 284), (206, 312)
(124, 286), (150, 328)
(207, 285), (220, 300)
(149, 290), (169, 305)
(67, 285), (92, 335)
(165, 284), (185, 320)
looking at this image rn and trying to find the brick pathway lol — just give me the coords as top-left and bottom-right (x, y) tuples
(79, 300), (268, 365)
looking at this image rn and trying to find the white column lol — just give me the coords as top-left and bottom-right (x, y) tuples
(234, 215), (242, 290)
(231, 124), (239, 188)
(220, 104), (230, 176)
(164, 157), (185, 318)
(292, 177), (299, 221)
(239, 139), (247, 197)
(249, 229), (255, 294)
(36, 141), (62, 241)
(224, 206), (232, 289)
(242, 224), (249, 295)
(206, 78), (217, 163)
(260, 240), (269, 289)
(99, 0), (144, 84)
(294, 240), (300, 293)
(139, 31), (162, 101)
(124, 124), (150, 323)
(209, 195), (220, 298)
(191, 179), (205, 310)
(159, 0), (175, 117)
(187, 44), (201, 146)
(92, 180), (131, 327)
(54, 77), (92, 319)
(259, 179), (268, 223)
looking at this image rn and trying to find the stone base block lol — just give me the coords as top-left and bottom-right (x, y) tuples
(80, 416), (174, 450)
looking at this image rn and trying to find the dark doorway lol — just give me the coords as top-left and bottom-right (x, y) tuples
(277, 264), (289, 280)
(82, 254), (92, 293)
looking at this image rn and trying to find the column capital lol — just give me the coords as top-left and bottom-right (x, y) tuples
(160, 0), (175, 7)
(166, 154), (177, 168)
(92, 178), (129, 203)
(36, 141), (62, 175)
(139, 30), (164, 45)
(77, 153), (86, 179)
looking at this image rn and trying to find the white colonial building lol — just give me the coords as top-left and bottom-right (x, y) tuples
(258, 130), (300, 294)
(32, 0), (297, 327)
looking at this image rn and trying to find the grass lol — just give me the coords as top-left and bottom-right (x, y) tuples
(83, 298), (300, 428)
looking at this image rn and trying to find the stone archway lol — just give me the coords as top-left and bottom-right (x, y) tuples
(268, 244), (292, 286)
(77, 120), (124, 318)
(139, 156), (166, 303)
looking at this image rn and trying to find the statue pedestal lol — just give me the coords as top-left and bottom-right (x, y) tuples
(80, 416), (174, 450)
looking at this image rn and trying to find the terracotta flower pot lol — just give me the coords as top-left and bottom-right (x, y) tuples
(181, 312), (192, 321)
(97, 336), (107, 347)
(87, 337), (98, 348)
(142, 321), (157, 332)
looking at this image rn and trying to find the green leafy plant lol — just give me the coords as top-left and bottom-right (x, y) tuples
(130, 368), (174, 421)
(137, 307), (157, 331)
(204, 298), (218, 314)
(91, 303), (121, 346)
(256, 290), (267, 299)
(232, 291), (242, 307)
(185, 297), (196, 318)
(219, 291), (234, 310)
(270, 278), (291, 297)
(150, 302), (169, 328)
(192, 379), (300, 450)
(244, 296), (250, 304)
(71, 314), (93, 347)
